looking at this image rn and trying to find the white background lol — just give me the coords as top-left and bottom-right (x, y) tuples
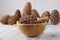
(0, 0), (60, 17)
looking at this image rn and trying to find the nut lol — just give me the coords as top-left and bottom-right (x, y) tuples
(19, 15), (47, 24)
(37, 17), (49, 23)
(19, 15), (37, 24)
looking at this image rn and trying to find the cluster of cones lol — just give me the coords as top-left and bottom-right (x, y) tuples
(0, 2), (60, 25)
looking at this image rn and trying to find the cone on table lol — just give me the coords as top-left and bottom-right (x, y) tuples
(0, 15), (10, 24)
(59, 17), (60, 22)
(59, 14), (60, 22)
(8, 15), (19, 25)
(8, 9), (21, 25)
(50, 10), (59, 25)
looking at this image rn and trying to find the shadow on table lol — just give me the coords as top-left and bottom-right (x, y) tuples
(26, 33), (42, 40)
(26, 33), (60, 40)
(48, 22), (60, 25)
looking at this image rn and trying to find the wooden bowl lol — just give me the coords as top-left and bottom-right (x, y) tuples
(17, 22), (47, 37)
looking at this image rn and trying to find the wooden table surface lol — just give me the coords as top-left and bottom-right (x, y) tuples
(0, 23), (60, 40)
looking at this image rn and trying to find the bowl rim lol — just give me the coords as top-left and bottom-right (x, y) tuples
(17, 21), (47, 25)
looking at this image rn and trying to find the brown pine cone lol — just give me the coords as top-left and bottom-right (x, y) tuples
(8, 18), (16, 25)
(22, 2), (31, 16)
(50, 10), (59, 25)
(31, 9), (40, 18)
(15, 9), (21, 18)
(0, 15), (10, 24)
(41, 11), (50, 22)
(8, 15), (19, 25)
(41, 11), (50, 18)
(10, 15), (18, 21)
(59, 17), (60, 22)
(59, 14), (60, 22)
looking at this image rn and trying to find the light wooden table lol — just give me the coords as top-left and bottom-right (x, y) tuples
(0, 23), (60, 40)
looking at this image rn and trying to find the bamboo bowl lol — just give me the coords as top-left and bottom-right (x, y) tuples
(17, 22), (47, 37)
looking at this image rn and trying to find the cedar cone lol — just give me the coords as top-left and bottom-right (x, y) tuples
(31, 9), (40, 18)
(50, 10), (59, 25)
(41, 11), (50, 22)
(59, 14), (60, 22)
(59, 17), (60, 22)
(22, 2), (31, 16)
(8, 18), (16, 25)
(0, 15), (10, 24)
(41, 11), (50, 18)
(15, 9), (21, 18)
(8, 15), (18, 25)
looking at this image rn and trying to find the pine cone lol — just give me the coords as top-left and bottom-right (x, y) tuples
(50, 10), (59, 25)
(0, 15), (10, 24)
(8, 18), (16, 25)
(41, 11), (50, 22)
(10, 15), (18, 21)
(8, 15), (18, 25)
(59, 14), (60, 22)
(41, 11), (50, 18)
(59, 17), (60, 22)
(22, 2), (31, 16)
(31, 9), (40, 18)
(15, 9), (21, 18)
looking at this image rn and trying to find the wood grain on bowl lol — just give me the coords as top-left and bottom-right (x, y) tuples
(17, 22), (47, 37)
